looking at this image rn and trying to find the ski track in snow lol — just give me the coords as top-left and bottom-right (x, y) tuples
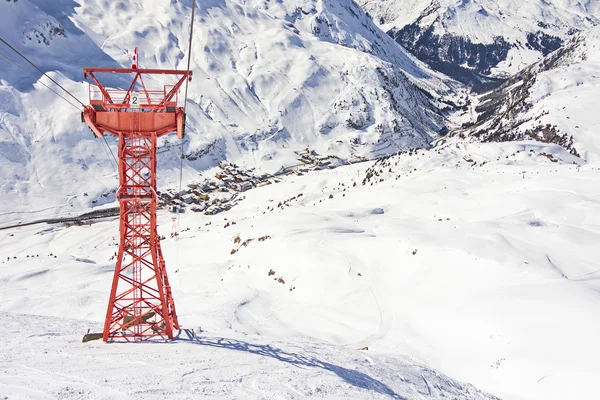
(0, 312), (494, 400)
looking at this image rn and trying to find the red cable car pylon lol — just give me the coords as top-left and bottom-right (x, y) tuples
(82, 50), (192, 342)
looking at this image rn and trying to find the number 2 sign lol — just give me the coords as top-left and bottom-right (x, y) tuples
(130, 92), (140, 109)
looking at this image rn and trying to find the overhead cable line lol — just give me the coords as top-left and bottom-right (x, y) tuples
(176, 0), (197, 231)
(0, 37), (86, 108)
(0, 43), (119, 172)
(0, 50), (82, 111)
(101, 136), (119, 173)
(182, 1), (196, 113)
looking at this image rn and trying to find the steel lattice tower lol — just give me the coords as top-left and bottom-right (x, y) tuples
(82, 60), (191, 342)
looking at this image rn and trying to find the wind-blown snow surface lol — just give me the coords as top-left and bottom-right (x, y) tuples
(2, 141), (600, 399)
(359, 0), (600, 76)
(0, 314), (496, 400)
(0, 0), (455, 225)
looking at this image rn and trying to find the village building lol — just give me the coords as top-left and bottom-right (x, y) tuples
(181, 194), (195, 204)
(240, 182), (254, 192)
(256, 181), (271, 188)
(161, 192), (174, 201)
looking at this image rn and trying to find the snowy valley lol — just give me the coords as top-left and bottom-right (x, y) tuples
(0, 0), (459, 226)
(1, 1), (600, 400)
(453, 26), (600, 162)
(358, 0), (600, 84)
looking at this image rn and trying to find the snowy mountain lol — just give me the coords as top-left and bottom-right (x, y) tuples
(358, 0), (600, 84)
(0, 0), (459, 224)
(451, 26), (600, 162)
(3, 2), (600, 399)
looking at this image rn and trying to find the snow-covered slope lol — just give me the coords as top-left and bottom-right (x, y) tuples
(0, 313), (498, 399)
(2, 141), (600, 399)
(358, 0), (600, 83)
(452, 26), (600, 162)
(0, 0), (457, 225)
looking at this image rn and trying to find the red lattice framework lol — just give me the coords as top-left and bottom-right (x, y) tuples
(82, 63), (192, 342)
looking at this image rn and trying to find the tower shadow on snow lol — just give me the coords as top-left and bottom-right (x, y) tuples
(174, 329), (405, 399)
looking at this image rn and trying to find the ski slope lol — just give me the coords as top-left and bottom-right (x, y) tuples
(2, 1), (600, 399)
(0, 312), (497, 400)
(2, 141), (600, 400)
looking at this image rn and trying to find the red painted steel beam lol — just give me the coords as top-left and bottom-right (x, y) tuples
(84, 67), (192, 77)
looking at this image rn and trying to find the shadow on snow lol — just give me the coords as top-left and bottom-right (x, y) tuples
(174, 329), (405, 399)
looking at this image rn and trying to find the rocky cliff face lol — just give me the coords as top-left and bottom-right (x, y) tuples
(390, 21), (515, 86)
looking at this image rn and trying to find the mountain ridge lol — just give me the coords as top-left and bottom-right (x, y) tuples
(450, 26), (600, 162)
(358, 0), (600, 84)
(0, 0), (456, 220)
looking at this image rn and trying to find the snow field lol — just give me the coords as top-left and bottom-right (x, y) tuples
(1, 141), (599, 399)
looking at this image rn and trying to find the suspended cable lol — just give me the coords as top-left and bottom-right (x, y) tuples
(0, 48), (119, 172)
(0, 37), (86, 108)
(0, 50), (82, 111)
(176, 0), (197, 232)
(182, 0), (196, 113)
(101, 135), (119, 173)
